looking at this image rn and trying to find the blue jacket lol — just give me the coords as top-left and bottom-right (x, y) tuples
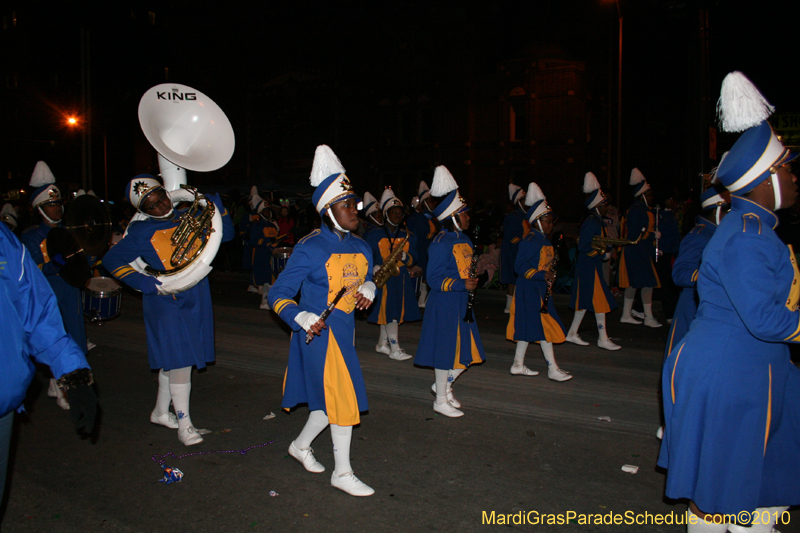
(0, 223), (90, 416)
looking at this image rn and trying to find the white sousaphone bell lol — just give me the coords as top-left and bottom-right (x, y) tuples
(129, 83), (235, 295)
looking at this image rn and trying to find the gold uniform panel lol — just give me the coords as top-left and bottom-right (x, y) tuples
(451, 242), (473, 279)
(325, 253), (369, 314)
(378, 238), (410, 261)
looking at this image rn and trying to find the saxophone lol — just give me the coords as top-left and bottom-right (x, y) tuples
(540, 252), (558, 314)
(463, 251), (478, 323)
(373, 233), (409, 289)
(590, 227), (646, 254)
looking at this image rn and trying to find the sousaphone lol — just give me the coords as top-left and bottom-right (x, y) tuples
(129, 84), (235, 294)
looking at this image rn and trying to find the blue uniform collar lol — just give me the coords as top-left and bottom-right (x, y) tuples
(730, 196), (779, 230)
(696, 214), (718, 227)
(321, 223), (352, 242)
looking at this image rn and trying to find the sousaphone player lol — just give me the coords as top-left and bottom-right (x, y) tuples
(102, 84), (235, 446)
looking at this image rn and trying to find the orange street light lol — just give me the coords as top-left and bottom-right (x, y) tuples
(67, 116), (79, 126)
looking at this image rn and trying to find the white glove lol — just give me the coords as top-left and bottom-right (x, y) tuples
(357, 281), (376, 301)
(603, 252), (611, 261)
(373, 264), (382, 275)
(400, 251), (408, 263)
(654, 231), (662, 239)
(294, 311), (322, 333)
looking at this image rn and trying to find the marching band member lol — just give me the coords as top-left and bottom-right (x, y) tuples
(102, 175), (234, 446)
(414, 165), (485, 418)
(618, 168), (662, 328)
(406, 181), (438, 307)
(248, 187), (280, 310)
(659, 72), (800, 532)
(663, 184), (730, 361)
(506, 183), (572, 381)
(565, 172), (621, 351)
(360, 191), (383, 237)
(501, 183), (528, 313)
(656, 184), (730, 441)
(367, 188), (421, 361)
(21, 161), (88, 410)
(1, 221), (97, 507)
(267, 145), (377, 497)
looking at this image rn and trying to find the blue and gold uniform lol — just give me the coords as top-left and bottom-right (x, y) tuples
(102, 193), (233, 371)
(366, 226), (421, 325)
(249, 216), (280, 286)
(659, 196), (800, 513)
(569, 213), (617, 313)
(414, 229), (486, 370)
(507, 228), (565, 343)
(21, 222), (87, 354)
(406, 210), (437, 274)
(618, 200), (660, 289)
(500, 208), (528, 285)
(663, 215), (716, 359)
(268, 225), (372, 426)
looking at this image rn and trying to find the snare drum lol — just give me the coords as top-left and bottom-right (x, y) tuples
(272, 246), (293, 275)
(83, 276), (122, 322)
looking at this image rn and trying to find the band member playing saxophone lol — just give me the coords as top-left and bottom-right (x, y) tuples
(414, 166), (485, 418)
(367, 188), (421, 361)
(506, 183), (572, 381)
(566, 172), (622, 351)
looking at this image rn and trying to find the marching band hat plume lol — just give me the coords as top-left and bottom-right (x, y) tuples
(583, 172), (606, 209)
(716, 71), (798, 193)
(309, 145), (359, 214)
(524, 182), (551, 223)
(29, 161), (63, 208)
(431, 165), (468, 221)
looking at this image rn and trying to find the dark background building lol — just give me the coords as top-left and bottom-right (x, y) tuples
(1, 0), (796, 220)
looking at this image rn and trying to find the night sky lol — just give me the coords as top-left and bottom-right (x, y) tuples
(1, 0), (796, 205)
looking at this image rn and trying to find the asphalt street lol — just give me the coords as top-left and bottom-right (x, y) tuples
(2, 271), (798, 532)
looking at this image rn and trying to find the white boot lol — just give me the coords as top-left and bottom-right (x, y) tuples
(566, 310), (590, 345)
(151, 369), (179, 428)
(262, 283), (273, 308)
(170, 379), (204, 446)
(509, 341), (539, 375)
(376, 325), (390, 354)
(418, 281), (429, 308)
(621, 288), (642, 324)
(596, 313), (621, 351)
(541, 342), (573, 381)
(433, 369), (463, 416)
(386, 320), (412, 360)
(330, 424), (374, 496)
(642, 288), (662, 328)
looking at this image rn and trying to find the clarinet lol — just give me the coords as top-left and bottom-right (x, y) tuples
(540, 253), (558, 314)
(654, 205), (661, 263)
(463, 251), (478, 323)
(305, 286), (348, 344)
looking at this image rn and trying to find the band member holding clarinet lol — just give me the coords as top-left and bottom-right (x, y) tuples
(566, 172), (621, 351)
(367, 187), (421, 361)
(506, 183), (572, 381)
(102, 175), (234, 446)
(414, 165), (485, 418)
(267, 145), (376, 497)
